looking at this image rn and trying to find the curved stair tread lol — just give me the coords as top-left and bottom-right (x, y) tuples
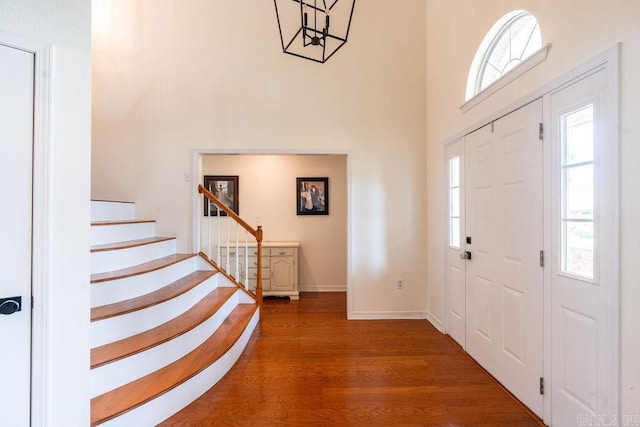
(91, 270), (218, 321)
(91, 236), (175, 253)
(91, 253), (196, 284)
(91, 286), (237, 368)
(90, 303), (258, 426)
(91, 219), (156, 226)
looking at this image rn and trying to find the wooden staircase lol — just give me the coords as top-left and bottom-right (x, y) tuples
(89, 200), (259, 426)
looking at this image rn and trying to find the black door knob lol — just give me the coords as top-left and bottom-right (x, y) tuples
(0, 297), (22, 315)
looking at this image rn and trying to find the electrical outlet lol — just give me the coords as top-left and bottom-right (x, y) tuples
(396, 279), (404, 290)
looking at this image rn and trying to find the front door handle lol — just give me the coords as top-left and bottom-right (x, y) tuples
(0, 296), (22, 315)
(459, 251), (472, 260)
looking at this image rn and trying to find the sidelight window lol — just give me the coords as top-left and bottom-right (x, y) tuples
(561, 104), (595, 279)
(449, 156), (461, 248)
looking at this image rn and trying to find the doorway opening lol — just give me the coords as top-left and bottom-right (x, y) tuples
(192, 152), (350, 309)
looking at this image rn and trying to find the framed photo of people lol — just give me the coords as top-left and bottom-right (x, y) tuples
(203, 175), (239, 216)
(297, 177), (329, 216)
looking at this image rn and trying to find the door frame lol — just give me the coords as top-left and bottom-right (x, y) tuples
(0, 29), (53, 426)
(190, 148), (352, 315)
(442, 44), (620, 424)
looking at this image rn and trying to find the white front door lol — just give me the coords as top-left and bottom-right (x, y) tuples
(445, 139), (466, 348)
(0, 43), (34, 426)
(549, 68), (617, 426)
(465, 99), (544, 416)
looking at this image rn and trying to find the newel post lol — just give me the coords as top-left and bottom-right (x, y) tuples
(255, 226), (263, 307)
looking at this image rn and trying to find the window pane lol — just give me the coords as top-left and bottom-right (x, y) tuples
(522, 24), (541, 58)
(487, 32), (511, 73)
(565, 105), (594, 165)
(480, 66), (501, 91)
(450, 187), (460, 217)
(565, 164), (594, 219)
(449, 155), (461, 248)
(450, 218), (460, 248)
(449, 157), (460, 187)
(476, 11), (542, 93)
(510, 15), (538, 60)
(563, 221), (594, 279)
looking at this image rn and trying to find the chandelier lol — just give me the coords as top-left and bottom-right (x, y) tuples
(273, 0), (356, 63)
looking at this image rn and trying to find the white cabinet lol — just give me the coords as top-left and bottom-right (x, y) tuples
(219, 242), (299, 300)
(270, 247), (297, 292)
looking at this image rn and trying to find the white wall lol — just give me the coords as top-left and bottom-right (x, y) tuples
(426, 0), (640, 417)
(92, 0), (428, 318)
(202, 154), (347, 291)
(0, 0), (92, 425)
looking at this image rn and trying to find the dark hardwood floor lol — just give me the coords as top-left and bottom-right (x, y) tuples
(159, 292), (543, 427)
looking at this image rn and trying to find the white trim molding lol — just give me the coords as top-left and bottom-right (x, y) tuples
(461, 44), (551, 113)
(349, 310), (429, 320)
(0, 29), (53, 427)
(426, 311), (444, 332)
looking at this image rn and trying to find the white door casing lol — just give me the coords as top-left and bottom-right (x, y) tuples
(548, 68), (617, 426)
(0, 42), (34, 426)
(444, 139), (466, 348)
(465, 99), (544, 416)
(442, 46), (620, 426)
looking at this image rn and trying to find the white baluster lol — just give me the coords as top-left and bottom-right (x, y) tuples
(216, 204), (221, 266)
(244, 230), (249, 290)
(207, 184), (212, 261)
(235, 221), (240, 281)
(225, 216), (230, 272)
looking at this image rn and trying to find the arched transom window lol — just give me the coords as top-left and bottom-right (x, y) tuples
(466, 10), (542, 101)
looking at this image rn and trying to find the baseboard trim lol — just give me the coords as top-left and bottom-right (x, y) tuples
(426, 311), (444, 333)
(299, 285), (346, 292)
(348, 310), (428, 320)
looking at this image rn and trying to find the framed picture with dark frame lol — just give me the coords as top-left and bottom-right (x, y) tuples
(297, 177), (329, 216)
(203, 175), (239, 216)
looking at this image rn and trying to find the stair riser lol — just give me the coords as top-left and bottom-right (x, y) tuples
(97, 309), (259, 427)
(91, 240), (177, 275)
(90, 292), (240, 397)
(91, 257), (198, 307)
(91, 276), (221, 348)
(90, 222), (156, 246)
(91, 201), (135, 222)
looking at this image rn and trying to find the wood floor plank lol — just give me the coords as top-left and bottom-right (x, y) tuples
(91, 270), (217, 321)
(158, 292), (544, 427)
(91, 286), (236, 368)
(90, 303), (258, 426)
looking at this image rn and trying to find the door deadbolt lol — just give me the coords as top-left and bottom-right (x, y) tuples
(0, 296), (22, 315)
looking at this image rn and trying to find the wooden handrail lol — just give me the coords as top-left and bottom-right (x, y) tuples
(198, 184), (263, 307)
(199, 185), (258, 238)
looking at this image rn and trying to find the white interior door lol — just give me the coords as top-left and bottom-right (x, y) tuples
(0, 43), (34, 425)
(549, 68), (616, 426)
(465, 99), (544, 416)
(445, 139), (466, 348)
